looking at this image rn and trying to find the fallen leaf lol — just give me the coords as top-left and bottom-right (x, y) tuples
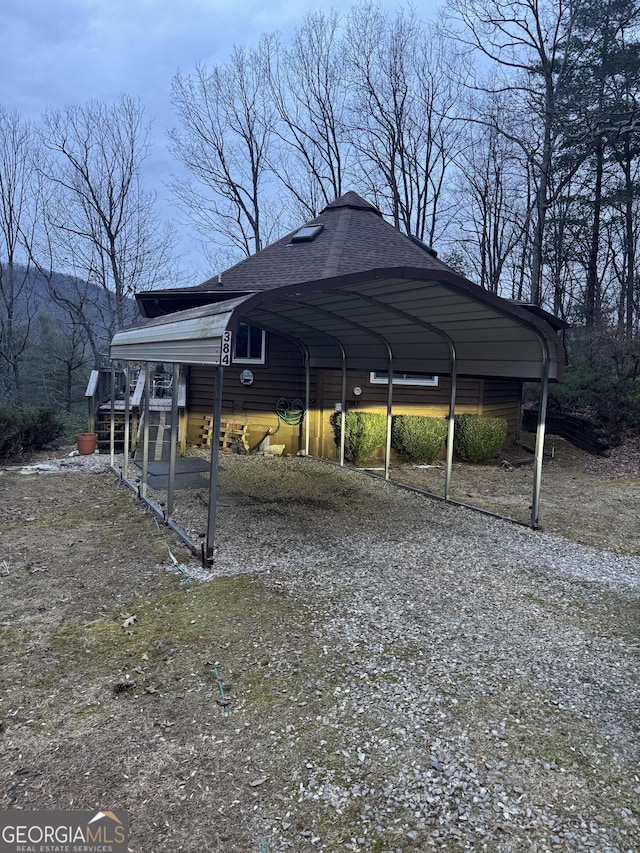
(144, 685), (158, 694)
(141, 652), (149, 661)
(248, 777), (268, 787)
(121, 614), (137, 629)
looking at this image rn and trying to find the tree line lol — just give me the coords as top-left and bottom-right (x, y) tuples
(1, 0), (638, 428)
(0, 96), (174, 407)
(170, 0), (639, 333)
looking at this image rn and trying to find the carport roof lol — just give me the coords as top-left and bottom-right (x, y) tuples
(112, 192), (566, 380)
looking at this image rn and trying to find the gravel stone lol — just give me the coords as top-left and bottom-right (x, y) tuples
(165, 453), (639, 852)
(11, 448), (639, 851)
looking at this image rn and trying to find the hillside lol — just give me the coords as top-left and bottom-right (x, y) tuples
(3, 263), (139, 348)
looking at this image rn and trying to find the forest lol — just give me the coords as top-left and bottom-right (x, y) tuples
(1, 0), (638, 437)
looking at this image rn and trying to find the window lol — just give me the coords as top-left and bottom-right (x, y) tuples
(290, 223), (323, 242)
(369, 371), (438, 387)
(234, 324), (265, 363)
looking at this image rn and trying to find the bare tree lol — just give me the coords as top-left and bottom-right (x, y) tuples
(22, 310), (90, 412)
(609, 90), (640, 337)
(446, 0), (579, 305)
(609, 139), (640, 334)
(264, 11), (351, 219)
(452, 90), (527, 294)
(169, 47), (279, 259)
(344, 5), (465, 244)
(36, 96), (174, 364)
(0, 107), (38, 404)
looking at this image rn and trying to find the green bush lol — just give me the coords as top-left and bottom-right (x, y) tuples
(331, 410), (387, 464)
(543, 328), (640, 441)
(54, 411), (90, 447)
(0, 407), (61, 460)
(453, 413), (507, 464)
(392, 415), (447, 463)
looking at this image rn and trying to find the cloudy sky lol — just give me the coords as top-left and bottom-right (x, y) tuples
(0, 0), (434, 279)
(0, 0), (311, 117)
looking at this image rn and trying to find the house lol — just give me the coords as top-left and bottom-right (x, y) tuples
(125, 192), (566, 456)
(110, 191), (567, 557)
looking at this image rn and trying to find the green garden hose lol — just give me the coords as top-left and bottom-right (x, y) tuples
(275, 397), (305, 427)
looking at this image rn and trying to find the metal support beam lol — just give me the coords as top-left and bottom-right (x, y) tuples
(110, 364), (116, 467)
(339, 349), (347, 466)
(340, 289), (458, 495)
(205, 365), (224, 563)
(384, 352), (394, 481)
(304, 349), (310, 456)
(141, 363), (151, 498)
(123, 363), (131, 482)
(444, 361), (457, 501)
(531, 341), (550, 528)
(280, 298), (393, 471)
(166, 363), (180, 520)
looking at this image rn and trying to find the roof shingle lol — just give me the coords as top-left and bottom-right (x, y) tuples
(187, 191), (451, 294)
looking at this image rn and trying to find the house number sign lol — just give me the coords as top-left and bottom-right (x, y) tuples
(221, 330), (232, 365)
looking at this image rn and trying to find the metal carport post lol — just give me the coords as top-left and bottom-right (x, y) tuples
(251, 306), (348, 467)
(342, 289), (458, 499)
(339, 345), (347, 466)
(110, 364), (116, 467)
(531, 336), (550, 528)
(166, 363), (181, 520)
(286, 297), (396, 478)
(304, 348), (310, 456)
(123, 363), (131, 482)
(140, 363), (151, 498)
(241, 313), (313, 457)
(205, 364), (224, 563)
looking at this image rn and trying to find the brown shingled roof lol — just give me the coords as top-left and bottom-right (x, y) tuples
(186, 191), (452, 294)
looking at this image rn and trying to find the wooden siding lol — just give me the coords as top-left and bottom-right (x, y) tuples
(185, 332), (523, 458)
(187, 335), (310, 456)
(480, 378), (523, 439)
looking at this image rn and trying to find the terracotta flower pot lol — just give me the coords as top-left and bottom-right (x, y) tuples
(76, 432), (98, 455)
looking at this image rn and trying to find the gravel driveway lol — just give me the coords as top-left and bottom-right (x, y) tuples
(168, 454), (639, 852)
(7, 449), (639, 851)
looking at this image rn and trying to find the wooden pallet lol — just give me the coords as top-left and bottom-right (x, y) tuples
(196, 416), (250, 452)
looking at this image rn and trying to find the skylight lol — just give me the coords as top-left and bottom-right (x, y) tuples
(290, 223), (324, 243)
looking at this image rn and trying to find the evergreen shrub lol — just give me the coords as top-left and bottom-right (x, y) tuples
(392, 415), (447, 463)
(453, 413), (507, 464)
(331, 410), (387, 464)
(0, 407), (61, 460)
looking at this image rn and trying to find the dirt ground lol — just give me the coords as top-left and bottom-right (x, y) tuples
(389, 432), (640, 556)
(0, 437), (638, 851)
(0, 469), (304, 851)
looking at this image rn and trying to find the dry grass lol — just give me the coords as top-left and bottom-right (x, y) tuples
(389, 433), (640, 555)
(0, 472), (328, 851)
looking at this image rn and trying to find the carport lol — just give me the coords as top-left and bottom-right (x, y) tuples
(110, 266), (565, 564)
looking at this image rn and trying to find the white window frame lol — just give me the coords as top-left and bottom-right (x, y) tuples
(369, 371), (438, 387)
(233, 323), (266, 364)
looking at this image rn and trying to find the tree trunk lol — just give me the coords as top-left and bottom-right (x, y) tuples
(585, 141), (604, 327)
(622, 136), (636, 337)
